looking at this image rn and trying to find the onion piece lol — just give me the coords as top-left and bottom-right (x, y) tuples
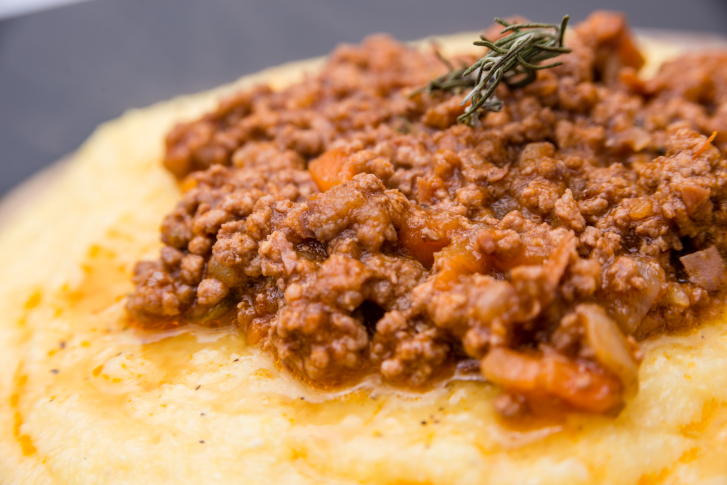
(578, 304), (638, 393)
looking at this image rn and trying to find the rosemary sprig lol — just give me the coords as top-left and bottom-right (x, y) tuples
(413, 15), (571, 125)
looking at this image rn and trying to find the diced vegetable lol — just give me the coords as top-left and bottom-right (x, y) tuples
(399, 209), (463, 269)
(578, 304), (638, 392)
(482, 348), (622, 414)
(308, 148), (356, 191)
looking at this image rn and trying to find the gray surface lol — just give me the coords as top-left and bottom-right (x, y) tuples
(1, 0), (727, 198)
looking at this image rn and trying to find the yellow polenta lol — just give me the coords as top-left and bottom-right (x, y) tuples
(1, 34), (727, 485)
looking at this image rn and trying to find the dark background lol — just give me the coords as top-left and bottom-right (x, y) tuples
(1, 0), (727, 198)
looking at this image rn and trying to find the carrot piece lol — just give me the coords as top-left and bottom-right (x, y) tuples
(399, 210), (462, 269)
(308, 148), (355, 191)
(617, 32), (645, 70)
(482, 348), (623, 414)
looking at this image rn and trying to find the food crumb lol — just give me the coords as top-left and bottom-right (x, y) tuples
(50, 369), (59, 375)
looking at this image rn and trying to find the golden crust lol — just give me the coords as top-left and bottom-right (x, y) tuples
(2, 33), (727, 484)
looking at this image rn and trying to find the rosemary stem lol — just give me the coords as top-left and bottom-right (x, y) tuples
(413, 14), (571, 125)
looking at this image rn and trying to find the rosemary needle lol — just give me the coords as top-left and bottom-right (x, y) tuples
(413, 15), (571, 125)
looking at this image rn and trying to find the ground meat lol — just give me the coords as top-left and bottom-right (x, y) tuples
(127, 11), (727, 415)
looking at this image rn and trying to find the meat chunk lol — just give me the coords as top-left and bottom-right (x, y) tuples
(681, 246), (727, 292)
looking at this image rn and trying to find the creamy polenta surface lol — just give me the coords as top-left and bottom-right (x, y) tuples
(2, 29), (727, 485)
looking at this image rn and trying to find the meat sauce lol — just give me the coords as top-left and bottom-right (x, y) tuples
(127, 11), (727, 415)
